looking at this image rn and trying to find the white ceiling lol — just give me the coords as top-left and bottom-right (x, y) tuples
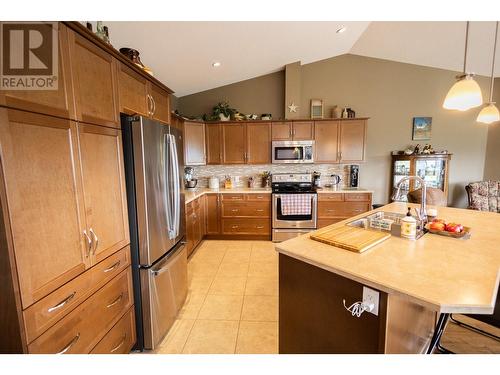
(106, 21), (500, 97)
(106, 21), (370, 96)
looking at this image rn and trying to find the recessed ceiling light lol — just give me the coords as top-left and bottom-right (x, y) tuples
(212, 62), (221, 67)
(336, 26), (347, 34)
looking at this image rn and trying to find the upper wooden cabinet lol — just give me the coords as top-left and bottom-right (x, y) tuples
(222, 122), (246, 164)
(149, 83), (170, 124)
(272, 121), (313, 141)
(68, 30), (119, 128)
(339, 119), (366, 162)
(184, 121), (206, 166)
(117, 62), (149, 116)
(0, 23), (75, 120)
(0, 109), (89, 308)
(78, 124), (129, 265)
(314, 120), (340, 163)
(206, 123), (223, 165)
(247, 122), (271, 164)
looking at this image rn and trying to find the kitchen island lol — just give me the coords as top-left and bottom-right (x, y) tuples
(275, 202), (500, 354)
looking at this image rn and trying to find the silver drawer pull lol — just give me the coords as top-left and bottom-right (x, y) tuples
(48, 292), (76, 313)
(103, 260), (121, 273)
(256, 226), (264, 229)
(257, 196), (264, 199)
(57, 333), (80, 354)
(231, 209), (239, 212)
(256, 209), (264, 212)
(231, 225), (239, 229)
(106, 293), (124, 308)
(110, 334), (127, 353)
(231, 197), (241, 199)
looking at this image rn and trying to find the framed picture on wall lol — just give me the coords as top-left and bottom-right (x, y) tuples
(310, 99), (324, 119)
(412, 117), (432, 141)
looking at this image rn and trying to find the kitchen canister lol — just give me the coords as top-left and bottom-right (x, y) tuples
(209, 176), (219, 189)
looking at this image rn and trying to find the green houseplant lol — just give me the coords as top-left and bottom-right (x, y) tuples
(212, 101), (235, 121)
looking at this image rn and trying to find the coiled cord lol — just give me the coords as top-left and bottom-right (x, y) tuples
(343, 299), (374, 317)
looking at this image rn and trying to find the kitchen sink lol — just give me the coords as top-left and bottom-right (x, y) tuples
(347, 211), (427, 239)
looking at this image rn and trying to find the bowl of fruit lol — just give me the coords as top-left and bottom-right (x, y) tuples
(425, 219), (471, 239)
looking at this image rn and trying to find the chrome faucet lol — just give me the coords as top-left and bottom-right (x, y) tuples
(392, 176), (427, 222)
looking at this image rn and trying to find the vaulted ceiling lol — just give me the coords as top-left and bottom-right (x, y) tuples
(106, 21), (500, 97)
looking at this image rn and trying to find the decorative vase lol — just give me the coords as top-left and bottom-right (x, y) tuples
(333, 106), (342, 118)
(219, 113), (230, 121)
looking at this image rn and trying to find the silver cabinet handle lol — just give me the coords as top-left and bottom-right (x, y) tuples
(103, 260), (121, 273)
(106, 292), (124, 308)
(231, 225), (239, 229)
(151, 95), (156, 116)
(257, 196), (264, 199)
(231, 209), (239, 212)
(256, 226), (264, 229)
(57, 333), (80, 354)
(146, 95), (151, 116)
(47, 291), (76, 313)
(83, 230), (92, 256)
(256, 209), (264, 212)
(89, 228), (98, 255)
(110, 334), (126, 353)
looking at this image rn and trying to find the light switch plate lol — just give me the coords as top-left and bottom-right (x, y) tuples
(363, 286), (380, 316)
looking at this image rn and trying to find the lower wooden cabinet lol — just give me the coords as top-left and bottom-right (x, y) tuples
(91, 306), (136, 354)
(186, 196), (204, 257)
(206, 193), (221, 235)
(317, 193), (372, 228)
(28, 267), (134, 354)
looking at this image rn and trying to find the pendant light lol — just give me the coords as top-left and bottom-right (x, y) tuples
(477, 22), (500, 124)
(443, 22), (483, 111)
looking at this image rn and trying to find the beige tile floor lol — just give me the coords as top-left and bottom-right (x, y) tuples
(155, 240), (278, 354)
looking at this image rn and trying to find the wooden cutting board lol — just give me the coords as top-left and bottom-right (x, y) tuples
(310, 226), (391, 253)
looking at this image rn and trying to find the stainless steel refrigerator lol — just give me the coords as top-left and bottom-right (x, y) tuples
(121, 115), (187, 351)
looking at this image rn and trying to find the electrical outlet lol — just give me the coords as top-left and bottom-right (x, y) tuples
(363, 286), (379, 316)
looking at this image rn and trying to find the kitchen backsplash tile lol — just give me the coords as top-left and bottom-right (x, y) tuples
(189, 164), (353, 188)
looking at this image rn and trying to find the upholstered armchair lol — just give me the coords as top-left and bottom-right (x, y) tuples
(465, 181), (500, 213)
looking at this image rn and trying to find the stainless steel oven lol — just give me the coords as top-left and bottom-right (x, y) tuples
(271, 173), (317, 242)
(272, 140), (314, 164)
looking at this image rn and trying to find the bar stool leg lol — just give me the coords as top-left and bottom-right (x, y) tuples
(426, 313), (451, 354)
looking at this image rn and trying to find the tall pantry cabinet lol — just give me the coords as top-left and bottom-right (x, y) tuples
(0, 22), (173, 353)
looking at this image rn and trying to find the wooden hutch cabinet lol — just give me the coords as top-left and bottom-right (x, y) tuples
(390, 153), (452, 203)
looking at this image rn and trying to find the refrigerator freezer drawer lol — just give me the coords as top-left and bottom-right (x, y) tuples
(139, 241), (188, 350)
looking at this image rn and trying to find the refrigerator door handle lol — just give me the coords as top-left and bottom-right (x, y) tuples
(168, 134), (181, 239)
(163, 133), (173, 239)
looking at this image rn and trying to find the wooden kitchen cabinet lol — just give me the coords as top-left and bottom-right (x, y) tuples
(68, 29), (120, 128)
(205, 193), (221, 235)
(246, 122), (271, 164)
(184, 121), (206, 165)
(314, 120), (339, 163)
(0, 23), (75, 120)
(317, 193), (372, 228)
(271, 122), (293, 140)
(0, 109), (89, 308)
(149, 83), (170, 124)
(185, 196), (204, 257)
(117, 62), (149, 116)
(222, 122), (246, 164)
(272, 121), (313, 141)
(339, 120), (366, 162)
(206, 123), (223, 164)
(78, 124), (130, 265)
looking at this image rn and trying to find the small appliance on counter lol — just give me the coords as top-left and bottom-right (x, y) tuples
(349, 165), (359, 188)
(184, 167), (198, 189)
(313, 171), (321, 187)
(328, 174), (342, 189)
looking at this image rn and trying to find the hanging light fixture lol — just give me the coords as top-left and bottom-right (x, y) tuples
(443, 22), (483, 111)
(477, 22), (500, 124)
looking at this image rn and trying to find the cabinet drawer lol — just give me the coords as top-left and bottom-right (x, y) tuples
(91, 306), (136, 354)
(28, 268), (133, 354)
(318, 202), (371, 218)
(246, 193), (271, 202)
(317, 218), (344, 229)
(318, 193), (344, 201)
(222, 219), (270, 235)
(23, 246), (131, 344)
(222, 202), (270, 218)
(344, 193), (371, 202)
(221, 193), (245, 201)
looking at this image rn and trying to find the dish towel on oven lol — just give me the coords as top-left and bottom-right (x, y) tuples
(281, 194), (313, 216)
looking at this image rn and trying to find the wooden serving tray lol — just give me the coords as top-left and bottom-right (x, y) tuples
(310, 226), (391, 253)
(425, 224), (471, 239)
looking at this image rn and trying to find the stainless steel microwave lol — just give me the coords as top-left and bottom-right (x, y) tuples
(272, 140), (314, 164)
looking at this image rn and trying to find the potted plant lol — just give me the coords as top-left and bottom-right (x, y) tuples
(212, 101), (235, 121)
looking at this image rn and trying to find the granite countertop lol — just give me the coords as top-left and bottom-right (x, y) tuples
(275, 202), (500, 314)
(184, 186), (373, 203)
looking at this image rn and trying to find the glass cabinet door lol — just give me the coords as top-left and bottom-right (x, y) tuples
(393, 159), (411, 201)
(415, 158), (446, 191)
